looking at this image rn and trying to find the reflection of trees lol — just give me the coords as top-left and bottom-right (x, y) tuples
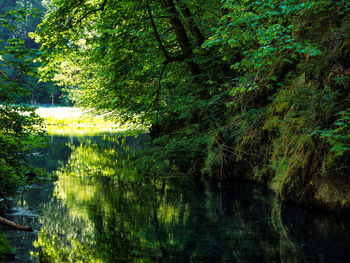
(34, 135), (350, 263)
(35, 135), (194, 262)
(279, 204), (350, 263)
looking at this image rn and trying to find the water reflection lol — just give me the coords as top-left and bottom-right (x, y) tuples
(3, 133), (350, 262)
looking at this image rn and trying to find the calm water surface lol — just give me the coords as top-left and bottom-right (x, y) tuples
(1, 133), (350, 262)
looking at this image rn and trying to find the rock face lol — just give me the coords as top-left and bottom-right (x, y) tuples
(274, 144), (350, 213)
(217, 8), (350, 213)
(275, 14), (350, 213)
(280, 141), (350, 213)
(312, 174), (350, 213)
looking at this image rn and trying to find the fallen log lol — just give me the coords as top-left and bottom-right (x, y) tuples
(0, 216), (33, 232)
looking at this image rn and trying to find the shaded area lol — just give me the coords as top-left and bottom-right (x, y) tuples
(2, 134), (350, 262)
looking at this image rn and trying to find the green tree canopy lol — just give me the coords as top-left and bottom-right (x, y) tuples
(0, 6), (45, 207)
(34, 0), (350, 184)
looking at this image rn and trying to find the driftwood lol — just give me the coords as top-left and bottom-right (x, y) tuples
(0, 216), (33, 232)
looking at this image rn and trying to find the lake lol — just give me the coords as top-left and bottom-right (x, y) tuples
(1, 132), (350, 262)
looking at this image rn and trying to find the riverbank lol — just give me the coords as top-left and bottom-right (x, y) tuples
(36, 106), (118, 127)
(199, 6), (350, 214)
(2, 132), (350, 262)
(34, 106), (146, 136)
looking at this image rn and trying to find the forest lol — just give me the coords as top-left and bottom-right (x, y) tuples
(1, 0), (350, 262)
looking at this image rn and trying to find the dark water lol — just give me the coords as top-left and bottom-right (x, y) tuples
(1, 133), (350, 263)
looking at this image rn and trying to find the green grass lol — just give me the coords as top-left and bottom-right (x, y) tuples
(36, 107), (117, 127)
(35, 107), (146, 136)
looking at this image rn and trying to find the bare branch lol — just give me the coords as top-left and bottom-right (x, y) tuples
(0, 69), (10, 81)
(146, 1), (170, 61)
(0, 216), (33, 232)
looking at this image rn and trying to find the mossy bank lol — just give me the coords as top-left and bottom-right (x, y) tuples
(204, 5), (350, 213)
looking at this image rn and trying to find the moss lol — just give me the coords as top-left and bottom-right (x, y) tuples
(312, 172), (350, 213)
(278, 139), (350, 212)
(210, 7), (350, 213)
(0, 234), (12, 262)
(254, 166), (275, 184)
(250, 70), (350, 212)
(339, 39), (350, 67)
(279, 142), (314, 203)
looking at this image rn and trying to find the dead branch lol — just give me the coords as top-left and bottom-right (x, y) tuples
(0, 216), (33, 232)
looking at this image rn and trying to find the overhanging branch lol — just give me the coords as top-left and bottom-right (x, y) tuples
(175, 0), (205, 47)
(66, 0), (108, 29)
(146, 1), (170, 61)
(0, 69), (10, 80)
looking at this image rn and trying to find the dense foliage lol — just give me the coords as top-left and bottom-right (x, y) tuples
(0, 0), (68, 105)
(0, 234), (12, 261)
(0, 4), (46, 210)
(34, 0), (234, 171)
(33, 0), (350, 211)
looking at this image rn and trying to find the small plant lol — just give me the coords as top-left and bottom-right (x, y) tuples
(312, 109), (350, 155)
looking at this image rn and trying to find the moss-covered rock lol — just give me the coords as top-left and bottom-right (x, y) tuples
(213, 5), (350, 213)
(279, 141), (350, 213)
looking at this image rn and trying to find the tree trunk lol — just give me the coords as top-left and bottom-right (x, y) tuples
(0, 216), (33, 232)
(163, 0), (201, 76)
(175, 0), (205, 47)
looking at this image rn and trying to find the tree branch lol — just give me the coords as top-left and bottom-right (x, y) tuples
(158, 60), (169, 89)
(146, 2), (197, 68)
(153, 60), (169, 113)
(0, 69), (10, 80)
(175, 0), (205, 47)
(162, 0), (201, 75)
(147, 0), (201, 76)
(0, 216), (33, 232)
(146, 1), (170, 61)
(66, 0), (108, 29)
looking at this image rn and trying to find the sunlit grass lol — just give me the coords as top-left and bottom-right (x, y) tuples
(45, 126), (125, 136)
(35, 107), (143, 136)
(36, 107), (118, 127)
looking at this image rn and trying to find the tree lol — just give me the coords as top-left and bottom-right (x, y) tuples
(34, 0), (234, 171)
(0, 0), (67, 106)
(34, 1), (350, 213)
(0, 6), (45, 212)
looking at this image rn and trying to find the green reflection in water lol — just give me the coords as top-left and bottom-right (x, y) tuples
(34, 134), (196, 262)
(31, 134), (350, 263)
